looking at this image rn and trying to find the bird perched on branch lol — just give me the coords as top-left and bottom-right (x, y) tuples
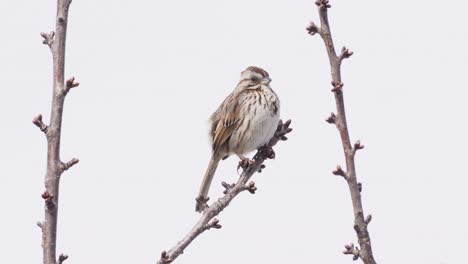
(195, 66), (280, 212)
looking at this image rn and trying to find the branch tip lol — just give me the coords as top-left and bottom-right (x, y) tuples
(58, 254), (68, 264)
(257, 164), (266, 173)
(332, 165), (346, 178)
(33, 114), (48, 132)
(40, 31), (55, 47)
(206, 218), (222, 230)
(245, 181), (257, 194)
(353, 140), (364, 151)
(326, 112), (336, 124)
(36, 221), (44, 229)
(159, 251), (173, 264)
(65, 76), (80, 92)
(339, 46), (354, 61)
(221, 181), (235, 194)
(365, 214), (372, 225)
(306, 22), (320, 36)
(343, 243), (361, 261)
(62, 158), (79, 171)
(315, 0), (331, 9)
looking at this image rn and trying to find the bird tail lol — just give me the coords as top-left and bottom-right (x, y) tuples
(195, 154), (222, 212)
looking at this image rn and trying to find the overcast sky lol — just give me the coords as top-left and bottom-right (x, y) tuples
(1, 0), (468, 263)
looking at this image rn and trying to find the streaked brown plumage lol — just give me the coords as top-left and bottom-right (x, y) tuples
(195, 66), (280, 212)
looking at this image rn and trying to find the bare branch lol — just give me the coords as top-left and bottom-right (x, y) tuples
(307, 1), (377, 263)
(156, 120), (292, 264)
(37, 1), (78, 264)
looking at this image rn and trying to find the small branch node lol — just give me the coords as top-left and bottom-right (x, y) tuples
(257, 164), (266, 173)
(36, 221), (44, 229)
(58, 254), (68, 264)
(331, 81), (344, 92)
(332, 165), (347, 178)
(41, 191), (54, 208)
(206, 218), (222, 230)
(353, 140), (364, 151)
(343, 243), (361, 261)
(221, 181), (235, 194)
(357, 182), (362, 192)
(195, 196), (209, 212)
(339, 46), (354, 61)
(315, 0), (331, 9)
(62, 158), (79, 171)
(33, 114), (48, 133)
(326, 112), (336, 124)
(306, 22), (321, 36)
(65, 76), (80, 92)
(244, 181), (257, 194)
(365, 214), (372, 225)
(159, 251), (173, 264)
(40, 31), (55, 47)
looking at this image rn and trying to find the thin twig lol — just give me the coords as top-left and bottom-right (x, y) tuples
(307, 1), (377, 263)
(156, 120), (292, 264)
(36, 1), (78, 264)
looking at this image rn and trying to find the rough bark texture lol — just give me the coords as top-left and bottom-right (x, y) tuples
(157, 120), (292, 264)
(34, 1), (78, 264)
(306, 1), (377, 263)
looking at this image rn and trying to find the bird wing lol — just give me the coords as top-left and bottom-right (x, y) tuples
(211, 92), (243, 153)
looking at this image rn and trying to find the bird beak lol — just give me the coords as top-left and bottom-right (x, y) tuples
(261, 77), (272, 85)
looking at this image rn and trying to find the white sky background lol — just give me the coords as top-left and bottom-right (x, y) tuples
(1, 0), (467, 263)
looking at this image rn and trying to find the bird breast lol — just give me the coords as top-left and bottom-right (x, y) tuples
(229, 88), (280, 155)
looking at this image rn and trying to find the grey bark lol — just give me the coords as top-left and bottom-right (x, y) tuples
(307, 1), (377, 263)
(34, 1), (78, 264)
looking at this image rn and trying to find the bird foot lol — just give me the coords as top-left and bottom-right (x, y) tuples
(237, 157), (254, 172)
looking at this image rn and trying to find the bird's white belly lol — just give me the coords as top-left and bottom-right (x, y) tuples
(230, 100), (280, 155)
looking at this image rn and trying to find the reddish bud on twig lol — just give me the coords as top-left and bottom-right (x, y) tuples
(206, 218), (222, 230)
(33, 114), (48, 133)
(306, 22), (320, 36)
(343, 243), (360, 261)
(332, 165), (346, 178)
(331, 81), (344, 92)
(40, 31), (55, 47)
(326, 112), (336, 124)
(354, 140), (364, 151)
(315, 0), (331, 9)
(339, 46), (354, 61)
(58, 254), (68, 264)
(365, 214), (372, 225)
(221, 181), (235, 194)
(257, 164), (266, 173)
(41, 191), (54, 208)
(246, 181), (257, 194)
(159, 251), (173, 264)
(65, 77), (79, 92)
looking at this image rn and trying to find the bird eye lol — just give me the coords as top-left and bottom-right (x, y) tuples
(250, 77), (258, 82)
